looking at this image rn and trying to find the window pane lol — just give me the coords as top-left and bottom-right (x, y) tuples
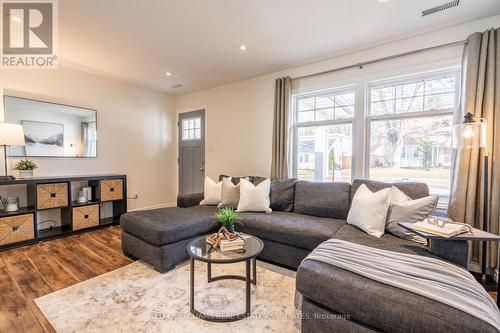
(425, 77), (455, 94)
(183, 117), (201, 131)
(370, 74), (457, 116)
(395, 96), (424, 113)
(298, 110), (314, 122)
(298, 97), (315, 111)
(369, 115), (453, 206)
(316, 108), (334, 121)
(425, 93), (455, 110)
(395, 82), (424, 99)
(370, 87), (394, 102)
(297, 124), (352, 182)
(370, 100), (395, 116)
(315, 96), (334, 109)
(296, 89), (355, 123)
(335, 93), (355, 106)
(182, 117), (202, 140)
(335, 105), (354, 119)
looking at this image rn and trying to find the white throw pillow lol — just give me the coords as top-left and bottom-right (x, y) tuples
(386, 187), (438, 244)
(199, 177), (228, 206)
(347, 184), (391, 238)
(236, 178), (272, 213)
(389, 186), (410, 203)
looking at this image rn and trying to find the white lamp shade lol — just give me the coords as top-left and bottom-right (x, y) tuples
(0, 123), (25, 146)
(453, 121), (486, 149)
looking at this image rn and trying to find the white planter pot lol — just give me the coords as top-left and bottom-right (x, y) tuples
(18, 170), (34, 179)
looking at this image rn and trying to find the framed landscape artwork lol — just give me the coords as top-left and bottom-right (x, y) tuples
(22, 121), (65, 156)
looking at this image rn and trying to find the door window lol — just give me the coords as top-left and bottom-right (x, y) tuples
(182, 117), (201, 140)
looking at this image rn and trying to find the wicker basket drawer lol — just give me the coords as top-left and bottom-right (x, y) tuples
(73, 205), (99, 231)
(0, 214), (35, 246)
(100, 179), (123, 201)
(37, 183), (69, 209)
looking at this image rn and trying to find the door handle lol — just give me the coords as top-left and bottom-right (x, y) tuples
(200, 168), (205, 172)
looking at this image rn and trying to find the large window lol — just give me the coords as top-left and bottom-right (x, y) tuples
(367, 70), (459, 206)
(291, 68), (460, 208)
(293, 88), (355, 182)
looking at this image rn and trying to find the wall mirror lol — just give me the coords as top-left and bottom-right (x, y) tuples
(3, 96), (97, 158)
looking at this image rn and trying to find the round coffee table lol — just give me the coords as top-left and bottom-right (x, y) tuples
(187, 234), (264, 322)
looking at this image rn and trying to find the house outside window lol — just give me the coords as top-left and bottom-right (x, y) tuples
(367, 70), (459, 207)
(291, 68), (460, 209)
(292, 87), (355, 182)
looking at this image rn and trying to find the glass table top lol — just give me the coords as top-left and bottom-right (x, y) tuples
(188, 234), (264, 263)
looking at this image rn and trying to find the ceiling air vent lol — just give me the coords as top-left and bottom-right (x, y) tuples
(171, 84), (183, 89)
(422, 0), (460, 17)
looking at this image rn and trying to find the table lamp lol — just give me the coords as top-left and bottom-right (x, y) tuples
(453, 112), (488, 278)
(0, 123), (25, 181)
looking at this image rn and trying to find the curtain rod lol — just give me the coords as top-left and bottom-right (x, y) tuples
(292, 40), (467, 81)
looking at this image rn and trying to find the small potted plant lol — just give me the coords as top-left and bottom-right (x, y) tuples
(13, 159), (38, 179)
(215, 207), (241, 234)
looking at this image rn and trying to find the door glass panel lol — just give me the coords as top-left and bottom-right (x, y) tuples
(181, 117), (202, 141)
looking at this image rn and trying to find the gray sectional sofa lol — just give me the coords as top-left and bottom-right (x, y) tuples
(120, 177), (497, 333)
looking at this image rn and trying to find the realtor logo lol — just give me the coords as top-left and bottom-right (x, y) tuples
(1, 0), (58, 68)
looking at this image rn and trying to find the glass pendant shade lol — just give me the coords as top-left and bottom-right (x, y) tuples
(453, 121), (486, 149)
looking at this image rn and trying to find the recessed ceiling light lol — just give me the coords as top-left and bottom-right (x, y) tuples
(165, 72), (172, 76)
(239, 44), (247, 51)
(377, 0), (389, 3)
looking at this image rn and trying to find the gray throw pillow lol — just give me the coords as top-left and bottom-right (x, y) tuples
(217, 177), (248, 209)
(270, 178), (297, 212)
(219, 175), (254, 185)
(386, 195), (439, 245)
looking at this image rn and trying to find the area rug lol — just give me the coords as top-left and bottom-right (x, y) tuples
(35, 260), (300, 333)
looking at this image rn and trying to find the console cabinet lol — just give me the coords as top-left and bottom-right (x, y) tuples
(0, 174), (127, 251)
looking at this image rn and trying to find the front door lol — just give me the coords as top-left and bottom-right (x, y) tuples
(178, 110), (205, 194)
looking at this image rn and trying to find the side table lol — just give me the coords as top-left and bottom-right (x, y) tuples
(399, 222), (500, 306)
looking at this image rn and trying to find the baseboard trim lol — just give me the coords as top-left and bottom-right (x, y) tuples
(128, 202), (176, 212)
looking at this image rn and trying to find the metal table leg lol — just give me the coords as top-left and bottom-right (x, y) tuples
(252, 257), (257, 285)
(191, 257), (256, 322)
(207, 261), (211, 283)
(190, 258), (194, 312)
(246, 259), (251, 316)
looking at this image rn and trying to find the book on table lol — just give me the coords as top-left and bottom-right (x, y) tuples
(410, 219), (471, 238)
(220, 238), (244, 252)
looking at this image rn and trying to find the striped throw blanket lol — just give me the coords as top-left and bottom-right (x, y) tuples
(303, 239), (500, 331)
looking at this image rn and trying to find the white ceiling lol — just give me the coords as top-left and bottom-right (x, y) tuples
(58, 0), (500, 95)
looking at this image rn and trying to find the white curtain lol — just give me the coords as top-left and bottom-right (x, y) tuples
(82, 122), (97, 157)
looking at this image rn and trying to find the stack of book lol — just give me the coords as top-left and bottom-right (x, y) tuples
(220, 238), (245, 252)
(410, 219), (471, 238)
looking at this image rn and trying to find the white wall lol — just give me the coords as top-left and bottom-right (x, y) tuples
(175, 15), (500, 184)
(0, 65), (176, 210)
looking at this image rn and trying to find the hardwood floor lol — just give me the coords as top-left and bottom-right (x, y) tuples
(0, 226), (497, 333)
(0, 226), (133, 333)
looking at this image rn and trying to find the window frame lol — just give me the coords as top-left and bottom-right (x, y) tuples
(291, 86), (357, 182)
(363, 69), (460, 180)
